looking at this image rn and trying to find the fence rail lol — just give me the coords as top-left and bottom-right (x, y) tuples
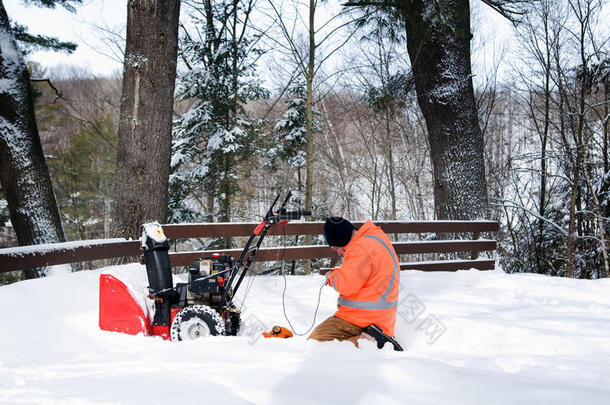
(0, 240), (140, 273)
(162, 220), (499, 238)
(0, 220), (499, 273)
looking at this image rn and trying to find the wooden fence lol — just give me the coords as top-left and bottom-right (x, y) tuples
(0, 220), (499, 273)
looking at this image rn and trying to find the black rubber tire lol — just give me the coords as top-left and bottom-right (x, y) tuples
(170, 305), (225, 341)
(226, 310), (241, 336)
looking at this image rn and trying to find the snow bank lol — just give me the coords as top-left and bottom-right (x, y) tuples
(1, 266), (609, 404)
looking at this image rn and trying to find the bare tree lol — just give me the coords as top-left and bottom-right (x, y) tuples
(560, 0), (603, 277)
(496, 0), (609, 278)
(261, 0), (358, 272)
(513, 0), (567, 273)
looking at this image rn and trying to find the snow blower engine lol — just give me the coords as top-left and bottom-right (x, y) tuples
(99, 192), (310, 341)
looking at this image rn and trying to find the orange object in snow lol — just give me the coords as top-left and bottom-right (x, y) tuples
(263, 326), (293, 338)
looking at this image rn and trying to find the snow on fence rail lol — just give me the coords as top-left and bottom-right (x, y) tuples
(0, 220), (499, 273)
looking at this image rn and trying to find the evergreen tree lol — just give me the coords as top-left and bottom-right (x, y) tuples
(170, 0), (268, 226)
(11, 22), (76, 55)
(48, 114), (116, 242)
(267, 82), (320, 190)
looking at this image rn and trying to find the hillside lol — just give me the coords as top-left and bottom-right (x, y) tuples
(1, 265), (609, 404)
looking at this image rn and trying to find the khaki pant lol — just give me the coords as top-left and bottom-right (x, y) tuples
(308, 316), (363, 347)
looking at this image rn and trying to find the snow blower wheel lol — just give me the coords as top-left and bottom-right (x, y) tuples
(225, 309), (241, 336)
(170, 305), (226, 341)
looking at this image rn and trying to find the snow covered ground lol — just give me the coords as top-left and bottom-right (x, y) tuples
(1, 265), (610, 404)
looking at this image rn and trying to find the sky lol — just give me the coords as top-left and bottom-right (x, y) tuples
(4, 0), (126, 77)
(3, 0), (521, 82)
(10, 0), (608, 87)
(4, 0), (520, 79)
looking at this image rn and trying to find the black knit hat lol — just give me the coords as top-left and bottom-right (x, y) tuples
(323, 217), (355, 247)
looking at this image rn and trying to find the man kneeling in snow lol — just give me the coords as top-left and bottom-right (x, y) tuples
(309, 217), (400, 348)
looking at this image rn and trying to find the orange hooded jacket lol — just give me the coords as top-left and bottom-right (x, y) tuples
(327, 221), (400, 336)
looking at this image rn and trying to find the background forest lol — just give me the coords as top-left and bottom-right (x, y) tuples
(1, 0), (609, 283)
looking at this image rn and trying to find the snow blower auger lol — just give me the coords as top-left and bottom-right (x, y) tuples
(99, 192), (310, 341)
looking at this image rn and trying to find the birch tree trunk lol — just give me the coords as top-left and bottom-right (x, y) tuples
(113, 0), (180, 238)
(0, 4), (66, 278)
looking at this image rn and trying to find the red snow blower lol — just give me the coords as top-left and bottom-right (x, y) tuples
(99, 192), (310, 341)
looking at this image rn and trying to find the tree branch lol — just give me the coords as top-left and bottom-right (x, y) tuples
(30, 78), (63, 102)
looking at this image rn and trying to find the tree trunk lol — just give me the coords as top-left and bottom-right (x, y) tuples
(583, 170), (609, 279)
(303, 0), (316, 275)
(535, 3), (552, 274)
(566, 146), (582, 278)
(0, 4), (66, 278)
(603, 76), (610, 173)
(400, 0), (489, 220)
(113, 0), (180, 239)
(386, 116), (397, 220)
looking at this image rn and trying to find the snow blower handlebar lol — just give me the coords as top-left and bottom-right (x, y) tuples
(221, 191), (309, 307)
(278, 208), (312, 220)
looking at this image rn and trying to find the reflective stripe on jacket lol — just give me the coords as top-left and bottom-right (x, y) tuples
(327, 221), (399, 336)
